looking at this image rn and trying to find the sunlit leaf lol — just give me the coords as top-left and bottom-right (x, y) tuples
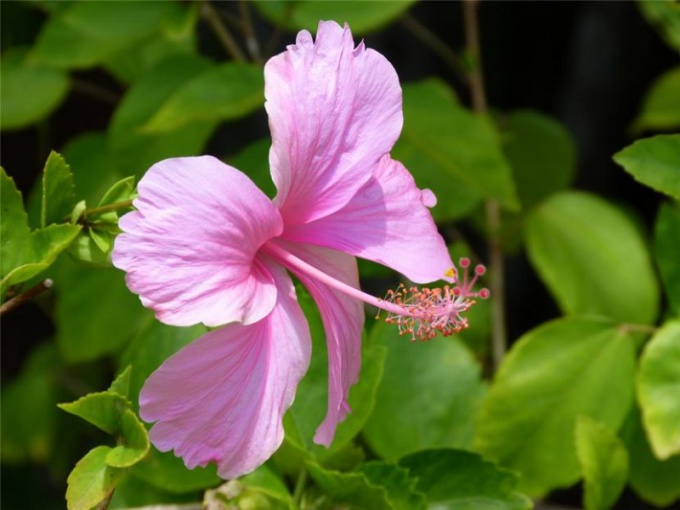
(614, 134), (680, 199)
(0, 48), (69, 131)
(59, 391), (131, 436)
(475, 317), (637, 496)
(575, 416), (628, 510)
(634, 66), (680, 132)
(525, 191), (659, 324)
(66, 446), (125, 510)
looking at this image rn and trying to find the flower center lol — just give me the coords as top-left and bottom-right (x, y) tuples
(264, 242), (487, 341)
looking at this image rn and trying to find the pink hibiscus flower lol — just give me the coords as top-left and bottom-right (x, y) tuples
(113, 20), (484, 479)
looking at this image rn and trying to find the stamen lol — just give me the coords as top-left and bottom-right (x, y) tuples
(382, 258), (489, 341)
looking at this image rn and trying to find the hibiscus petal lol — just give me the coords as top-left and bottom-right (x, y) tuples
(265, 20), (403, 225)
(283, 155), (455, 283)
(275, 242), (364, 446)
(113, 156), (283, 327)
(139, 257), (311, 479)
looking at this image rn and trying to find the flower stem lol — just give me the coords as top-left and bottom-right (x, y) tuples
(200, 0), (246, 62)
(462, 0), (507, 370)
(81, 199), (134, 220)
(1, 279), (53, 315)
(292, 467), (308, 506)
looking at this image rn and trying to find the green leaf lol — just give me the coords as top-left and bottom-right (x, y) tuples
(239, 465), (295, 508)
(399, 79), (518, 212)
(364, 321), (486, 460)
(254, 1), (417, 34)
(1, 168), (80, 295)
(59, 391), (131, 436)
(638, 320), (680, 459)
(30, 1), (182, 69)
(54, 259), (151, 363)
(66, 446), (126, 510)
(655, 200), (680, 314)
(120, 320), (206, 411)
(639, 0), (680, 52)
(142, 62), (264, 133)
(525, 191), (659, 324)
(399, 449), (532, 510)
(1, 343), (63, 464)
(92, 175), (136, 223)
(41, 151), (76, 227)
(359, 462), (427, 510)
(614, 134), (680, 199)
(474, 317), (637, 497)
(634, 66), (680, 132)
(499, 109), (576, 208)
(575, 416), (629, 510)
(0, 48), (69, 130)
(63, 133), (122, 205)
(109, 366), (132, 398)
(130, 447), (220, 493)
(282, 288), (385, 458)
(67, 231), (113, 268)
(623, 407), (680, 507)
(106, 409), (150, 468)
(306, 462), (392, 510)
(108, 55), (216, 177)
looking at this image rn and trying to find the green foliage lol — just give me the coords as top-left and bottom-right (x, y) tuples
(576, 416), (629, 510)
(525, 191), (659, 324)
(637, 320), (680, 459)
(0, 48), (69, 130)
(639, 0), (680, 52)
(306, 462), (393, 510)
(364, 321), (486, 460)
(655, 200), (680, 314)
(614, 134), (680, 200)
(475, 317), (636, 496)
(66, 446), (126, 510)
(634, 67), (680, 132)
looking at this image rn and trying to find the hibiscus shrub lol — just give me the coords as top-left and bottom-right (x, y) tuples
(1, 2), (679, 510)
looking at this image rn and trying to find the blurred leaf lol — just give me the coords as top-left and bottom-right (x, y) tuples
(108, 55), (216, 177)
(1, 168), (80, 295)
(364, 321), (486, 460)
(62, 133), (121, 205)
(499, 109), (576, 208)
(54, 259), (151, 363)
(638, 320), (680, 459)
(623, 407), (680, 507)
(66, 446), (125, 510)
(254, 1), (417, 34)
(225, 137), (276, 198)
(525, 191), (659, 324)
(131, 447), (220, 494)
(575, 416), (628, 510)
(67, 231), (113, 268)
(399, 449), (532, 510)
(613, 134), (680, 199)
(0, 48), (69, 130)
(474, 317), (636, 497)
(399, 79), (518, 212)
(634, 66), (680, 132)
(358, 462), (427, 510)
(655, 200), (680, 314)
(1, 343), (62, 464)
(106, 409), (150, 468)
(283, 288), (385, 459)
(59, 392), (131, 436)
(108, 474), (200, 509)
(41, 151), (76, 227)
(306, 462), (392, 510)
(239, 465), (294, 508)
(142, 62), (263, 133)
(639, 0), (680, 52)
(30, 1), (182, 69)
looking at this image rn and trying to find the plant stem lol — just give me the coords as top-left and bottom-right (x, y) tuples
(462, 0), (507, 370)
(293, 467), (308, 506)
(1, 279), (53, 315)
(201, 0), (246, 62)
(239, 0), (262, 64)
(81, 199), (134, 220)
(619, 323), (657, 335)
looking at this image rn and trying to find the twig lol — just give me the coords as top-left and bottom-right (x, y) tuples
(401, 13), (467, 82)
(239, 0), (262, 64)
(263, 1), (294, 59)
(71, 79), (120, 105)
(1, 279), (53, 315)
(462, 0), (507, 371)
(201, 0), (246, 62)
(81, 199), (134, 220)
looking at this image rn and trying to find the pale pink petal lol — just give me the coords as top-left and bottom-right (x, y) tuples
(113, 156), (283, 327)
(282, 155), (455, 284)
(265, 20), (403, 225)
(274, 242), (364, 446)
(139, 257), (311, 479)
